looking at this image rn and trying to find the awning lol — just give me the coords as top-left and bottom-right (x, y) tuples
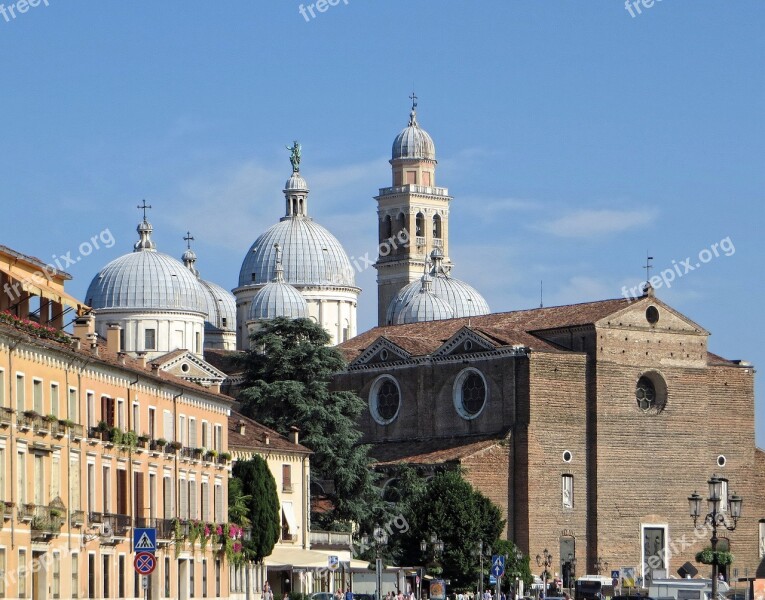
(265, 546), (340, 569)
(282, 501), (298, 536)
(0, 264), (87, 313)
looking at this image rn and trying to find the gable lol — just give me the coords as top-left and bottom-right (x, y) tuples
(432, 327), (497, 357)
(349, 337), (412, 368)
(595, 295), (708, 335)
(153, 351), (227, 382)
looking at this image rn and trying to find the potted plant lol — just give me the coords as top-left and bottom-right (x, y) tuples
(219, 452), (232, 463)
(170, 441), (182, 451)
(156, 438), (167, 448)
(137, 434), (150, 447)
(121, 430), (138, 449)
(108, 427), (122, 445)
(23, 409), (39, 418)
(44, 413), (58, 423)
(206, 449), (218, 460)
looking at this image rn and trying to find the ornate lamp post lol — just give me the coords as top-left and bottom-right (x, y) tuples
(511, 549), (524, 600)
(536, 549), (553, 599)
(688, 475), (743, 600)
(473, 540), (492, 598)
(421, 533), (445, 599)
(363, 525), (389, 600)
(594, 557), (609, 576)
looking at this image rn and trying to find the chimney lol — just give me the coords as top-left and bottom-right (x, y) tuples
(72, 314), (95, 345)
(264, 434), (270, 446)
(237, 420), (246, 436)
(87, 333), (99, 357)
(117, 352), (127, 365)
(290, 426), (300, 445)
(106, 324), (121, 354)
(151, 363), (160, 373)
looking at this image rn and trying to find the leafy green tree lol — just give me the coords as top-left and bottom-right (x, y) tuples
(398, 470), (505, 591)
(492, 539), (533, 592)
(238, 317), (380, 528)
(231, 455), (280, 562)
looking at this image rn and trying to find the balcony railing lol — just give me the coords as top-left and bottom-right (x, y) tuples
(378, 184), (450, 197)
(70, 423), (85, 441)
(70, 509), (86, 527)
(19, 503), (35, 521)
(0, 406), (13, 427)
(2, 501), (14, 520)
(310, 530), (353, 549)
(102, 513), (131, 537)
(30, 505), (65, 539)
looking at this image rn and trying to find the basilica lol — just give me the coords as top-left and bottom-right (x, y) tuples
(77, 98), (765, 588)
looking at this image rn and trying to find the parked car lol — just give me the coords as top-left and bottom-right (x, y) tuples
(353, 594), (375, 600)
(311, 593), (335, 600)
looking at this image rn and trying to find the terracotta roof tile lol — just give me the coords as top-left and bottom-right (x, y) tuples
(227, 411), (311, 454)
(340, 297), (632, 360)
(371, 433), (509, 466)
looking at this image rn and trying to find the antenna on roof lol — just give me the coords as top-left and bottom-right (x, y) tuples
(540, 280), (544, 308)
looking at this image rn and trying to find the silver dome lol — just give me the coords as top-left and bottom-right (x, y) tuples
(248, 280), (308, 321)
(238, 217), (356, 288)
(86, 220), (206, 314)
(285, 172), (309, 192)
(394, 275), (454, 324)
(200, 279), (237, 332)
(180, 242), (236, 331)
(387, 251), (489, 324)
(392, 107), (435, 161)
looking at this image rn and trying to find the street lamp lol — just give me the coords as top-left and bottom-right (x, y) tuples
(688, 475), (743, 600)
(594, 557), (609, 576)
(473, 540), (492, 598)
(362, 525), (389, 600)
(421, 533), (445, 600)
(536, 549), (553, 599)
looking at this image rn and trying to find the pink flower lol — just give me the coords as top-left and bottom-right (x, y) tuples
(204, 525), (210, 536)
(233, 542), (242, 553)
(216, 525), (223, 535)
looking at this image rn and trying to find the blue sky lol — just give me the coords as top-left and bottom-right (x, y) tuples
(1, 2), (763, 442)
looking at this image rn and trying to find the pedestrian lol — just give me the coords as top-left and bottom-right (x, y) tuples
(346, 589), (354, 600)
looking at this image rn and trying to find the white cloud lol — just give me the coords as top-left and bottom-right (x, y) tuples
(535, 208), (658, 239)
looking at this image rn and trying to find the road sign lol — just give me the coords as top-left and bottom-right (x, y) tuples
(611, 570), (620, 579)
(133, 528), (157, 553)
(134, 552), (157, 575)
(491, 554), (505, 578)
(621, 567), (635, 587)
(490, 575), (497, 585)
(142, 576), (149, 590)
(328, 555), (340, 571)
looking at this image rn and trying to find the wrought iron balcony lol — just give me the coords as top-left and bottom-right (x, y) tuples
(25, 504), (66, 539)
(70, 509), (86, 527)
(102, 513), (131, 537)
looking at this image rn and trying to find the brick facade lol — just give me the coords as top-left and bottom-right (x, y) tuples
(335, 291), (765, 581)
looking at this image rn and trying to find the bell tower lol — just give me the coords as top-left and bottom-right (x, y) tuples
(374, 96), (453, 326)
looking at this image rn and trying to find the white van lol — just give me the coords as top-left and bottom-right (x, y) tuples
(648, 578), (730, 600)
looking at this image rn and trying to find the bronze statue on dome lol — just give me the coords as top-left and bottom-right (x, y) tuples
(286, 140), (301, 173)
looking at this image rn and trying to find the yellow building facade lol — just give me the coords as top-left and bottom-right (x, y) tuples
(0, 246), (235, 600)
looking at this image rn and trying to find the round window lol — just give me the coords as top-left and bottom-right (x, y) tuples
(717, 455), (726, 467)
(380, 349), (389, 361)
(453, 369), (488, 420)
(635, 372), (667, 414)
(181, 363), (190, 373)
(562, 450), (572, 463)
(369, 376), (401, 425)
(646, 306), (660, 324)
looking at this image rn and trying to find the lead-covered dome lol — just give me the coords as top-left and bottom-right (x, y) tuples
(395, 274), (454, 324)
(86, 220), (206, 314)
(180, 245), (237, 331)
(238, 215), (355, 287)
(248, 248), (308, 321)
(392, 104), (435, 161)
(387, 249), (489, 324)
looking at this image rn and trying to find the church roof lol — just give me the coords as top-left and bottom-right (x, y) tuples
(341, 296), (635, 361)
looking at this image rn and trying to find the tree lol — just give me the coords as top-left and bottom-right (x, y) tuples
(231, 455), (280, 563)
(397, 470), (505, 591)
(238, 317), (381, 528)
(492, 539), (533, 592)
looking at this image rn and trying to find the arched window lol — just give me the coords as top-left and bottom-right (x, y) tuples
(433, 214), (442, 239)
(415, 213), (425, 237)
(383, 215), (393, 239)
